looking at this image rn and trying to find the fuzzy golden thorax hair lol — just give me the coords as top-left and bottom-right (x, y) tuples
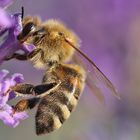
(19, 17), (80, 68)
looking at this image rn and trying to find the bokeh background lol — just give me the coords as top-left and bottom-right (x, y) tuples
(1, 0), (140, 140)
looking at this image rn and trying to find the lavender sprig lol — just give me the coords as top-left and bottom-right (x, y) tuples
(0, 0), (35, 63)
(0, 0), (35, 127)
(0, 69), (28, 128)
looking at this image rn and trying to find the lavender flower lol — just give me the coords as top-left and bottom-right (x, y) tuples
(0, 0), (34, 128)
(0, 0), (14, 30)
(0, 104), (28, 128)
(0, 8), (12, 27)
(0, 0), (35, 63)
(0, 69), (28, 128)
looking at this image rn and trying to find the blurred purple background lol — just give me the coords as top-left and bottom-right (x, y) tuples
(1, 0), (140, 140)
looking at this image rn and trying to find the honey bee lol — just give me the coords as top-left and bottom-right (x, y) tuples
(6, 9), (120, 135)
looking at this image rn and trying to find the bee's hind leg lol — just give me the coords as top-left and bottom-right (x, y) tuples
(10, 82), (58, 97)
(10, 80), (61, 114)
(10, 83), (35, 96)
(13, 97), (41, 113)
(11, 82), (59, 113)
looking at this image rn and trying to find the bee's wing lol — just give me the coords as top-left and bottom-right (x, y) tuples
(67, 40), (120, 103)
(72, 52), (120, 103)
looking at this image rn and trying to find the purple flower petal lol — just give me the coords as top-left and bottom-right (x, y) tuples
(10, 73), (24, 86)
(0, 104), (14, 127)
(13, 111), (28, 121)
(13, 13), (22, 36)
(8, 91), (16, 100)
(22, 43), (36, 52)
(0, 79), (11, 107)
(2, 104), (12, 113)
(0, 69), (9, 82)
(0, 70), (25, 105)
(0, 8), (12, 27)
(0, 0), (13, 8)
(1, 79), (11, 93)
(0, 104), (28, 128)
(0, 13), (30, 63)
(0, 93), (9, 107)
(0, 112), (15, 127)
(8, 73), (24, 100)
(10, 111), (28, 128)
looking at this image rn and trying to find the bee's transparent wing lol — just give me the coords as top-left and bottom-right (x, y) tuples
(65, 38), (120, 103)
(72, 51), (120, 103)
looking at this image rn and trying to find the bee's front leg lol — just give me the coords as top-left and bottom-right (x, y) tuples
(5, 53), (28, 61)
(5, 48), (44, 61)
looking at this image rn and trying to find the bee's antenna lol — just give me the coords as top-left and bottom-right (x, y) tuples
(21, 6), (24, 20)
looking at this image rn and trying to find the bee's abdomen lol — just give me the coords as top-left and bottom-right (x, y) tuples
(36, 64), (85, 135)
(35, 87), (80, 135)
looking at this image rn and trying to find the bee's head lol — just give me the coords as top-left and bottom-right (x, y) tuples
(17, 16), (46, 44)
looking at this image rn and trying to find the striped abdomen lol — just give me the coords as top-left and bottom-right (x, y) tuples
(35, 64), (85, 135)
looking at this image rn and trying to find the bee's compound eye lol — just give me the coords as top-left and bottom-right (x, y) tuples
(22, 22), (36, 37)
